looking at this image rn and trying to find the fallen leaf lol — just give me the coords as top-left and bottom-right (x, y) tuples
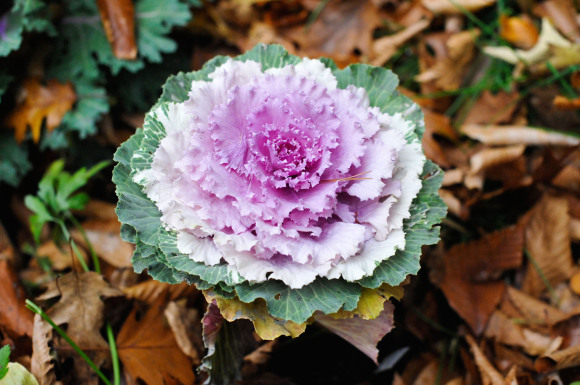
(410, 360), (438, 385)
(71, 219), (133, 268)
(0, 260), (34, 338)
(36, 241), (87, 271)
(536, 345), (580, 372)
(436, 225), (524, 334)
(371, 19), (431, 66)
(117, 296), (195, 385)
(465, 335), (505, 385)
(552, 164), (580, 193)
(122, 281), (198, 304)
(97, 0), (137, 59)
(314, 301), (395, 364)
(441, 169), (464, 186)
(470, 144), (526, 173)
(6, 79), (76, 143)
(484, 18), (572, 66)
(164, 301), (203, 365)
(534, 0), (580, 43)
(553, 95), (580, 110)
(421, 0), (495, 14)
(30, 314), (61, 385)
(522, 194), (574, 296)
(416, 30), (480, 90)
(463, 90), (520, 125)
(462, 125), (580, 146)
(36, 272), (122, 384)
(499, 15), (539, 49)
(204, 291), (307, 340)
(439, 189), (468, 219)
(0, 221), (15, 263)
(331, 283), (404, 320)
(279, 0), (381, 65)
(500, 286), (569, 328)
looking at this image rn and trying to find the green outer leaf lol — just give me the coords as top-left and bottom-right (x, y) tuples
(0, 133), (31, 187)
(0, 0), (52, 57)
(113, 44), (446, 323)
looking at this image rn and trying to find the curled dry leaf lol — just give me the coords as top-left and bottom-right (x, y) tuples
(314, 301), (395, 364)
(553, 95), (580, 110)
(534, 0), (580, 43)
(522, 194), (574, 296)
(570, 217), (580, 242)
(436, 225), (524, 334)
(164, 301), (203, 366)
(552, 164), (580, 193)
(499, 15), (539, 50)
(117, 295), (195, 385)
(500, 286), (569, 328)
(31, 314), (61, 385)
(6, 79), (76, 143)
(441, 168), (464, 186)
(439, 188), (468, 219)
(371, 19), (431, 66)
(97, 0), (137, 59)
(416, 30), (480, 91)
(462, 125), (580, 146)
(421, 0), (495, 14)
(535, 345), (580, 372)
(0, 260), (34, 338)
(470, 144), (526, 173)
(465, 335), (505, 385)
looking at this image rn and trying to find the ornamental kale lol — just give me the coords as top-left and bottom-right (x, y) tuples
(114, 44), (446, 326)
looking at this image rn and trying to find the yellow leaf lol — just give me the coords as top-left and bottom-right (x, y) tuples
(6, 79), (76, 143)
(330, 283), (404, 320)
(499, 15), (538, 49)
(203, 291), (307, 340)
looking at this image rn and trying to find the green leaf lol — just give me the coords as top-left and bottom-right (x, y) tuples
(0, 345), (10, 380)
(0, 0), (52, 57)
(0, 133), (31, 187)
(0, 362), (39, 385)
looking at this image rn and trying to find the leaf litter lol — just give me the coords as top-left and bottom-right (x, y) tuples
(3, 0), (580, 384)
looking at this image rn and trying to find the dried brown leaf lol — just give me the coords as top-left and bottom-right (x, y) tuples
(6, 79), (76, 143)
(371, 19), (431, 66)
(463, 91), (520, 125)
(36, 272), (123, 383)
(279, 0), (381, 66)
(0, 260), (34, 338)
(71, 219), (133, 268)
(535, 345), (580, 372)
(465, 334), (504, 385)
(97, 0), (137, 59)
(0, 221), (15, 263)
(36, 240), (87, 271)
(523, 194), (574, 296)
(500, 286), (569, 328)
(421, 0), (495, 14)
(164, 301), (203, 365)
(552, 164), (580, 193)
(122, 281), (198, 304)
(437, 225), (524, 334)
(470, 145), (526, 173)
(534, 0), (580, 43)
(462, 125), (580, 146)
(117, 296), (195, 385)
(553, 95), (580, 110)
(31, 314), (61, 385)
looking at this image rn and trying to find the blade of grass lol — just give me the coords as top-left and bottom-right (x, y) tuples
(106, 323), (120, 385)
(68, 214), (101, 274)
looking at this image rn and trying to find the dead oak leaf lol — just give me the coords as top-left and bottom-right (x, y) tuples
(6, 79), (76, 143)
(279, 0), (381, 66)
(117, 296), (195, 385)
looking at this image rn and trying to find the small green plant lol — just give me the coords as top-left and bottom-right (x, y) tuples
(0, 345), (10, 379)
(24, 159), (108, 272)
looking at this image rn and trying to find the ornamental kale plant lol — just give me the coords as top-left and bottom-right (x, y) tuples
(114, 44), (446, 331)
